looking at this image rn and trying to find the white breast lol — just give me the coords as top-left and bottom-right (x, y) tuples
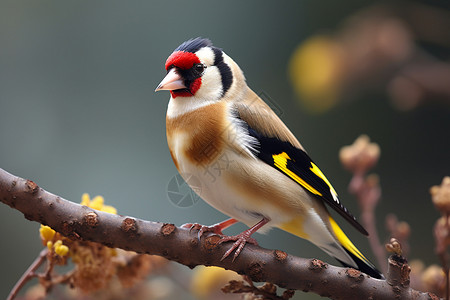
(167, 96), (218, 118)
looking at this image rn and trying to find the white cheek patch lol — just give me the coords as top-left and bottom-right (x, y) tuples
(195, 66), (222, 100)
(195, 47), (215, 66)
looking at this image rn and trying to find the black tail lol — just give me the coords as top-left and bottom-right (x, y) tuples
(337, 249), (384, 279)
(329, 216), (384, 279)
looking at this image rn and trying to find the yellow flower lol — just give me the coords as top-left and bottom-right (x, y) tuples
(191, 266), (242, 299)
(101, 205), (117, 215)
(39, 225), (69, 256)
(47, 241), (53, 251)
(289, 35), (344, 113)
(90, 196), (105, 211)
(55, 245), (69, 257)
(38, 193), (118, 264)
(39, 225), (55, 243)
(81, 193), (91, 206)
(54, 240), (69, 257)
(81, 193), (117, 214)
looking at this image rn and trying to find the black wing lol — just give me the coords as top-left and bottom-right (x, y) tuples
(245, 124), (368, 236)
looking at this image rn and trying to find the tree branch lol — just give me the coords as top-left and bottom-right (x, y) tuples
(0, 168), (439, 299)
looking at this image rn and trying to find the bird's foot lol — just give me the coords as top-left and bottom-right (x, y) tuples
(218, 230), (259, 262)
(181, 218), (237, 240)
(218, 218), (269, 261)
(181, 223), (223, 239)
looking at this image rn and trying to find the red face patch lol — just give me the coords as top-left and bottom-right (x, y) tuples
(165, 51), (203, 98)
(170, 77), (202, 98)
(165, 51), (200, 70)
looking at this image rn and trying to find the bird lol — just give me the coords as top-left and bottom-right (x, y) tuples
(155, 37), (383, 279)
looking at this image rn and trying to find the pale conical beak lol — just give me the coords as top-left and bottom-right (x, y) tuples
(155, 68), (186, 92)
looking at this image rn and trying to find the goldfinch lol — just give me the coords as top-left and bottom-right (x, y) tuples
(155, 38), (383, 279)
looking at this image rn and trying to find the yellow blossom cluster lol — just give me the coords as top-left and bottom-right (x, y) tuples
(39, 193), (118, 260)
(35, 193), (163, 296)
(39, 225), (70, 259)
(81, 193), (117, 214)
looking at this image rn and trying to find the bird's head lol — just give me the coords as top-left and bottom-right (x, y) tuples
(155, 38), (245, 101)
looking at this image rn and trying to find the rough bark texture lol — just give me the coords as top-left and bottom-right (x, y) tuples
(0, 168), (439, 299)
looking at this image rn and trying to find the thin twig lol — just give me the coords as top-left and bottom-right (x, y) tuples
(362, 209), (387, 274)
(350, 173), (387, 274)
(7, 248), (48, 300)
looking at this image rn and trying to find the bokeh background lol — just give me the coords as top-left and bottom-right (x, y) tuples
(1, 0), (449, 299)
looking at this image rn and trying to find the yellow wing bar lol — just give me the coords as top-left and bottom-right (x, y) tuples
(272, 152), (322, 196)
(329, 216), (368, 263)
(310, 162), (338, 198)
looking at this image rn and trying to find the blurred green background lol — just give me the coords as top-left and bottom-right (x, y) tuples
(1, 0), (449, 299)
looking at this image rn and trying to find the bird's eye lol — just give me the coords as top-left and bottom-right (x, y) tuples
(194, 63), (205, 73)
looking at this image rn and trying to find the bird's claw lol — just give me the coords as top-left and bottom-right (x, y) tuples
(219, 233), (259, 262)
(181, 223), (225, 240)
